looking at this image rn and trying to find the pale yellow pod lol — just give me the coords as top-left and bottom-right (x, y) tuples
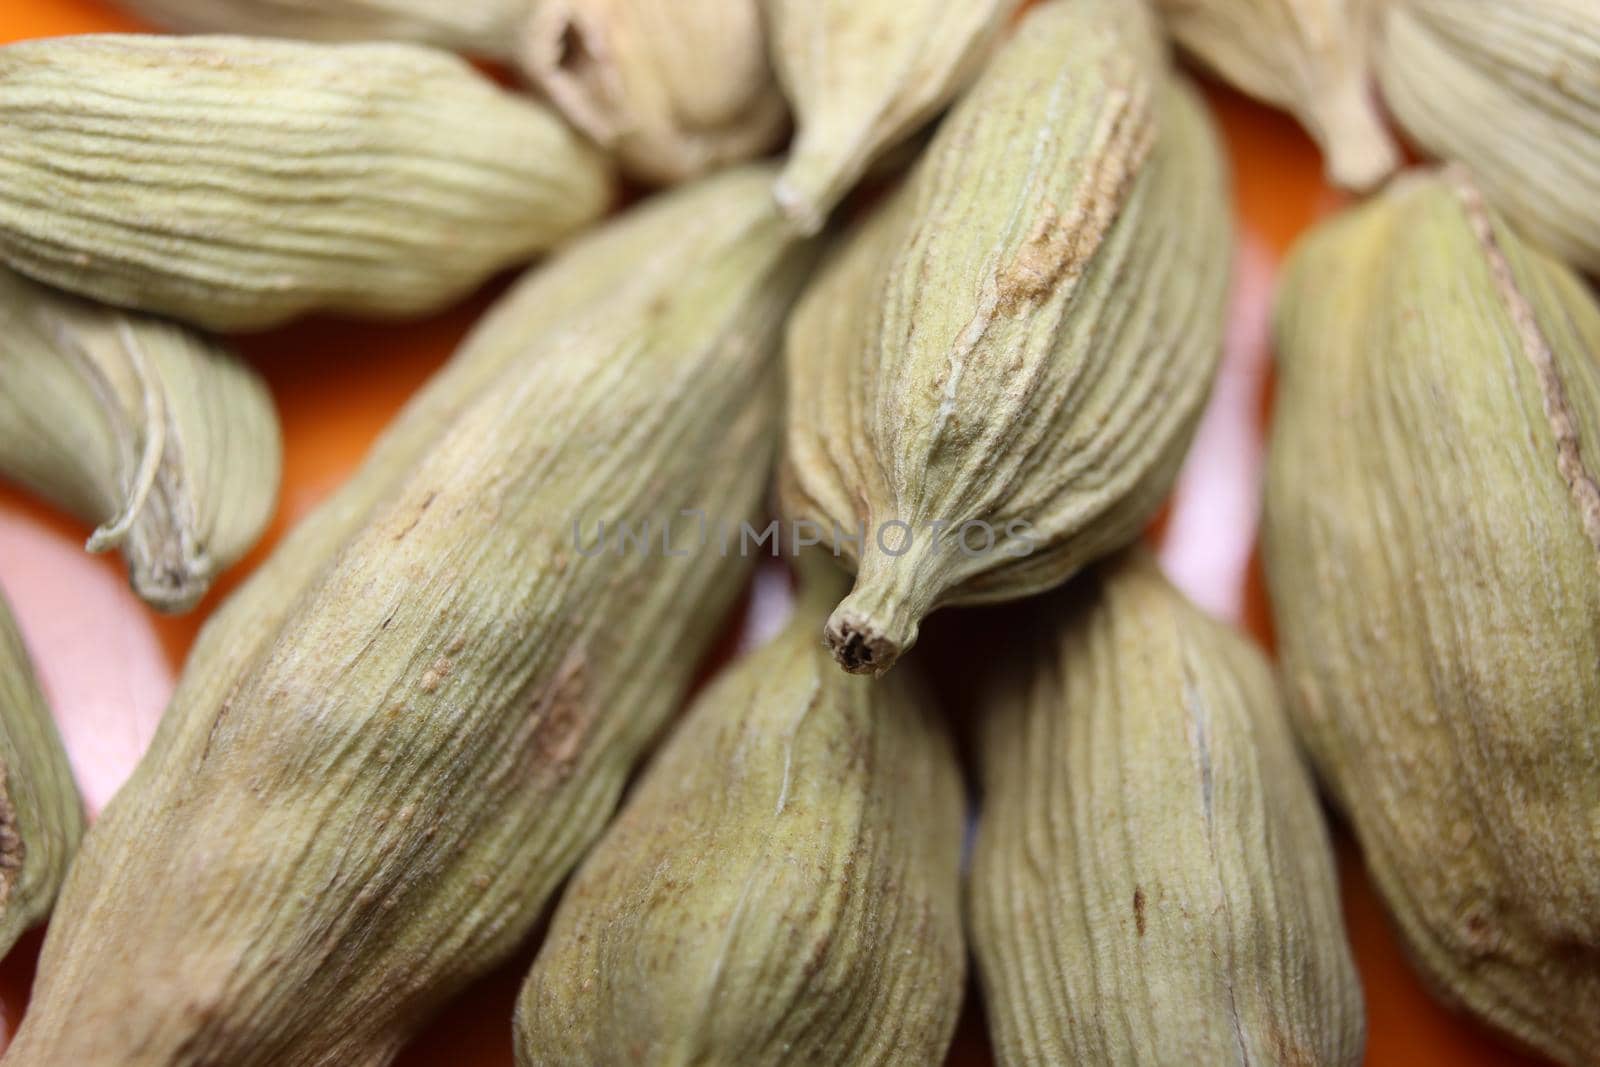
(115, 0), (531, 58)
(0, 589), (85, 960)
(515, 559), (966, 1066)
(763, 0), (1020, 233)
(780, 0), (1230, 675)
(0, 34), (613, 332)
(1265, 169), (1600, 1066)
(0, 268), (280, 613)
(521, 0), (788, 184)
(4, 167), (815, 1067)
(969, 551), (1365, 1067)
(1154, 0), (1398, 189)
(1376, 0), (1600, 275)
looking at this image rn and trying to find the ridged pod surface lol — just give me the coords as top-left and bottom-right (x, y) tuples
(0, 35), (613, 332)
(763, 0), (1019, 233)
(0, 268), (280, 612)
(780, 0), (1230, 675)
(968, 551), (1365, 1067)
(114, 0), (531, 58)
(0, 590), (84, 959)
(1376, 0), (1600, 275)
(3, 166), (814, 1067)
(1264, 169), (1600, 1066)
(515, 559), (966, 1066)
(1153, 0), (1397, 189)
(521, 0), (788, 184)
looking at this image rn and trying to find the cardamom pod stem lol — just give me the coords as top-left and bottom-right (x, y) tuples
(0, 268), (281, 613)
(113, 0), (530, 58)
(969, 550), (1365, 1066)
(1153, 0), (1398, 190)
(0, 590), (85, 959)
(520, 0), (788, 184)
(4, 165), (816, 1067)
(781, 0), (1231, 674)
(1265, 167), (1600, 1067)
(514, 554), (966, 1065)
(1375, 0), (1600, 275)
(0, 34), (613, 332)
(763, 0), (1020, 234)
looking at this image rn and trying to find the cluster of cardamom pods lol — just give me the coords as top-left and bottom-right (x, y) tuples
(0, 0), (1594, 1063)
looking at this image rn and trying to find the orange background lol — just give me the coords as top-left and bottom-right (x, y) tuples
(0, 1), (1555, 1064)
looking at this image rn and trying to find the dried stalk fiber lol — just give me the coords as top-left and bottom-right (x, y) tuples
(780, 0), (1230, 675)
(0, 267), (280, 613)
(515, 557), (966, 1066)
(763, 0), (1020, 234)
(1375, 0), (1600, 275)
(0, 589), (84, 960)
(520, 0), (788, 184)
(113, 0), (532, 59)
(969, 550), (1365, 1067)
(1152, 0), (1398, 190)
(0, 34), (613, 332)
(3, 165), (814, 1067)
(1264, 168), (1600, 1067)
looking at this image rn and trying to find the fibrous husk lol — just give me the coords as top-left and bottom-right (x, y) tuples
(1264, 167), (1600, 1067)
(0, 267), (280, 613)
(0, 34), (613, 332)
(515, 556), (966, 1066)
(969, 550), (1365, 1067)
(3, 165), (815, 1067)
(780, 0), (1231, 675)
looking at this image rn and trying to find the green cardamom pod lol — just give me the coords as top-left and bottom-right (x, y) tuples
(969, 550), (1365, 1066)
(515, 556), (966, 1066)
(0, 34), (614, 332)
(1153, 0), (1398, 189)
(0, 268), (281, 613)
(520, 0), (788, 184)
(1264, 167), (1600, 1067)
(5, 165), (815, 1067)
(1375, 0), (1600, 275)
(763, 0), (1020, 234)
(0, 589), (85, 960)
(113, 0), (531, 58)
(780, 0), (1230, 675)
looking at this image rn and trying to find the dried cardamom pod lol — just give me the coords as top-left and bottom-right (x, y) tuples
(780, 0), (1230, 675)
(969, 550), (1365, 1067)
(0, 34), (613, 333)
(520, 0), (788, 184)
(113, 0), (530, 58)
(1153, 0), (1398, 190)
(4, 165), (815, 1067)
(763, 0), (1020, 234)
(0, 268), (281, 613)
(515, 556), (966, 1066)
(1375, 0), (1600, 275)
(0, 589), (85, 960)
(1264, 168), (1600, 1067)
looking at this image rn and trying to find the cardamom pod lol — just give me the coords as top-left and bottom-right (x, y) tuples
(780, 0), (1230, 675)
(1264, 168), (1600, 1067)
(515, 556), (966, 1066)
(113, 0), (530, 58)
(520, 0), (788, 184)
(0, 267), (281, 613)
(1153, 0), (1398, 190)
(969, 550), (1365, 1067)
(1375, 0), (1600, 275)
(0, 589), (85, 960)
(763, 0), (1020, 234)
(4, 165), (815, 1067)
(0, 34), (613, 333)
